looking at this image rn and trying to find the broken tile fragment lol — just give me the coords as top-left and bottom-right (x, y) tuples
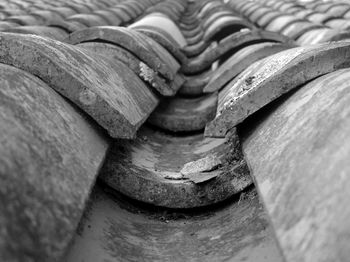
(185, 170), (222, 184)
(100, 127), (251, 208)
(181, 154), (222, 176)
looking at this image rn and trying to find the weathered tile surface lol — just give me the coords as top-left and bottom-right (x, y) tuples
(99, 127), (252, 208)
(135, 27), (188, 65)
(243, 69), (350, 262)
(0, 63), (108, 262)
(148, 93), (218, 132)
(182, 29), (293, 74)
(66, 186), (283, 262)
(66, 26), (175, 81)
(77, 42), (177, 96)
(205, 41), (350, 137)
(204, 42), (294, 93)
(0, 33), (158, 139)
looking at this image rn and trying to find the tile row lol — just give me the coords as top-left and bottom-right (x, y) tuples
(228, 0), (350, 45)
(204, 1), (350, 261)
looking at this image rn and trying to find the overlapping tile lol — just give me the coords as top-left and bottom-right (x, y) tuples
(4, 0), (350, 261)
(148, 93), (218, 132)
(67, 27), (175, 81)
(205, 41), (350, 137)
(243, 69), (350, 262)
(182, 28), (293, 74)
(0, 33), (158, 139)
(100, 127), (252, 208)
(0, 63), (108, 261)
(203, 42), (295, 93)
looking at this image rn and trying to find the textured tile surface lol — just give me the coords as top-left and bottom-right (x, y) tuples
(243, 69), (350, 262)
(0, 64), (108, 261)
(0, 33), (158, 139)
